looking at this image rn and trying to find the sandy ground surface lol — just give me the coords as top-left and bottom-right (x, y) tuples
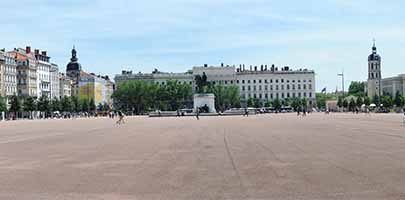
(0, 113), (404, 200)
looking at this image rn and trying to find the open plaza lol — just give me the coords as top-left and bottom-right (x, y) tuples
(0, 113), (404, 199)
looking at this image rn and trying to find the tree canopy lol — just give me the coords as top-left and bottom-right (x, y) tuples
(348, 81), (366, 97)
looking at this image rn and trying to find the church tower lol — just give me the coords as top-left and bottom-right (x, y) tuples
(367, 40), (381, 97)
(66, 46), (82, 80)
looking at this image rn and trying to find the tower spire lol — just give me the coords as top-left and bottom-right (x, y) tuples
(372, 38), (377, 53)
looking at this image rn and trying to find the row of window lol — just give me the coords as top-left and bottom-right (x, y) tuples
(245, 92), (313, 99)
(3, 66), (16, 73)
(157, 79), (313, 85)
(369, 72), (380, 79)
(241, 84), (312, 91)
(369, 63), (380, 70)
(4, 75), (16, 83)
(4, 86), (16, 94)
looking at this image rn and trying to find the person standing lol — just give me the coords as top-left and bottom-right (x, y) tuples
(196, 107), (200, 120)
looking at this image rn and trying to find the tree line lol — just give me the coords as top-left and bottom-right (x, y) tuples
(112, 80), (241, 114)
(246, 97), (309, 111)
(0, 94), (110, 119)
(316, 81), (405, 111)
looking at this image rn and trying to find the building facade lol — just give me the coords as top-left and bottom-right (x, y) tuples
(34, 49), (52, 98)
(59, 73), (72, 98)
(381, 74), (405, 96)
(66, 47), (113, 105)
(50, 63), (60, 99)
(115, 63), (316, 105)
(3, 52), (18, 97)
(12, 47), (38, 97)
(0, 50), (4, 97)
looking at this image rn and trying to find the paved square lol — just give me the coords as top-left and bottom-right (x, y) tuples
(0, 113), (404, 199)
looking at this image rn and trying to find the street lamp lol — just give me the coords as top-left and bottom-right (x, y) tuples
(337, 71), (344, 96)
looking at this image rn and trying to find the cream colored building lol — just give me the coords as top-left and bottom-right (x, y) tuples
(381, 74), (405, 96)
(11, 47), (38, 97)
(0, 50), (4, 97)
(3, 52), (17, 97)
(59, 73), (72, 98)
(115, 63), (316, 106)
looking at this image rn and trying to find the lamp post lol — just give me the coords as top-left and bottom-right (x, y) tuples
(337, 71), (344, 97)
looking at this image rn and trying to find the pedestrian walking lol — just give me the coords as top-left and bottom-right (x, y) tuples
(243, 108), (249, 117)
(196, 108), (200, 120)
(116, 110), (125, 125)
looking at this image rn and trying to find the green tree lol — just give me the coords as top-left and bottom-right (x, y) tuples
(301, 98), (308, 108)
(247, 97), (255, 107)
(97, 103), (104, 111)
(283, 97), (291, 107)
(356, 97), (363, 108)
(89, 98), (96, 112)
(349, 98), (356, 112)
(337, 96), (343, 108)
(364, 96), (371, 106)
(208, 85), (241, 111)
(342, 99), (349, 110)
(0, 95), (7, 113)
(380, 95), (393, 108)
(23, 96), (36, 119)
(61, 96), (73, 112)
(103, 103), (110, 111)
(80, 98), (89, 112)
(8, 95), (21, 119)
(50, 97), (61, 112)
(112, 80), (193, 114)
(291, 98), (301, 110)
(264, 100), (272, 107)
(394, 91), (402, 107)
(37, 95), (51, 118)
(273, 98), (282, 111)
(71, 96), (80, 113)
(348, 81), (366, 97)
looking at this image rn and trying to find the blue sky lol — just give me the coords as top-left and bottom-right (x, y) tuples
(1, 0), (405, 92)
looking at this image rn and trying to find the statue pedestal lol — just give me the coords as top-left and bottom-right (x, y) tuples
(194, 93), (216, 113)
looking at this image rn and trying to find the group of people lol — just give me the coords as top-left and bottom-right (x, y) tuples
(297, 107), (308, 116)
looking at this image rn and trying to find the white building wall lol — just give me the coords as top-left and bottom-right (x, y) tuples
(37, 61), (51, 98)
(50, 64), (59, 99)
(4, 53), (17, 96)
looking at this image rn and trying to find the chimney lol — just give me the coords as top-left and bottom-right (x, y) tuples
(221, 63), (224, 67)
(26, 46), (31, 54)
(41, 51), (47, 56)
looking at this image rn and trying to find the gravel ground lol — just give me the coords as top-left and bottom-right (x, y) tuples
(0, 113), (404, 200)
